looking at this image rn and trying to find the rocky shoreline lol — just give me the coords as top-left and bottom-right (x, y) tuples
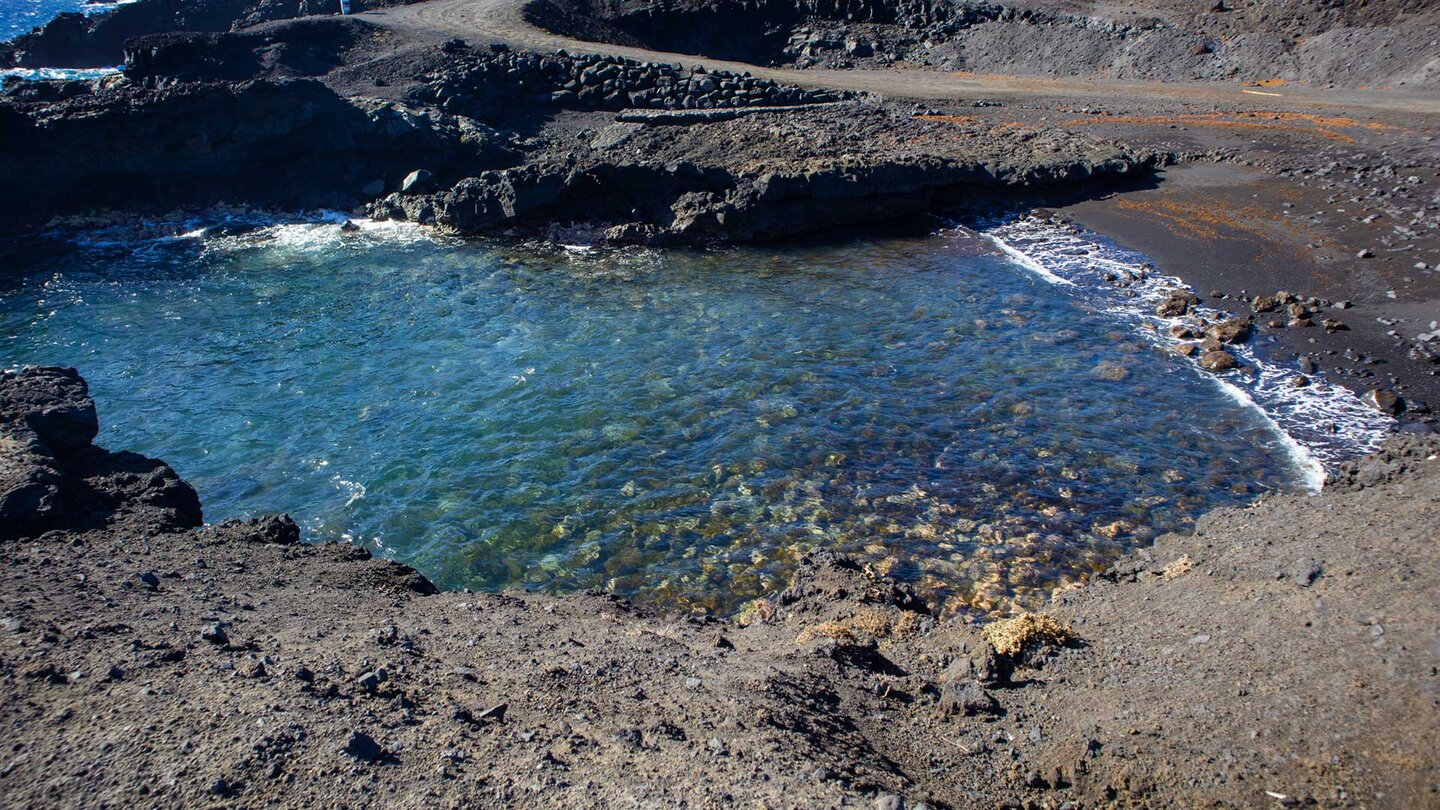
(1, 19), (1158, 243)
(4, 367), (1437, 807)
(2, 0), (1440, 801)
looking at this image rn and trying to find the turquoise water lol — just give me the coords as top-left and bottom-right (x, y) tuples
(1, 219), (1304, 614)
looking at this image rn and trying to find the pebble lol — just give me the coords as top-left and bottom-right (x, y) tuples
(875, 794), (903, 810)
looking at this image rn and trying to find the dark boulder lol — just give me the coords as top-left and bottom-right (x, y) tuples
(1205, 318), (1251, 345)
(1362, 389), (1403, 415)
(1198, 350), (1240, 372)
(1155, 290), (1198, 317)
(1, 367), (201, 538)
(0, 366), (98, 453)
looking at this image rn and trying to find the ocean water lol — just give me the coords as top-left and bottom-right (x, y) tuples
(1, 0), (134, 42)
(2, 0), (131, 80)
(0, 216), (1387, 615)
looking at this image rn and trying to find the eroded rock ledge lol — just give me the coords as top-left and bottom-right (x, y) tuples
(2, 365), (1436, 807)
(0, 24), (1157, 242)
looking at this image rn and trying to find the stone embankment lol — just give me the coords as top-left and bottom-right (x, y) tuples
(411, 41), (846, 117)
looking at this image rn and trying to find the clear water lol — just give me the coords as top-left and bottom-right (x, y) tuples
(1, 218), (1309, 615)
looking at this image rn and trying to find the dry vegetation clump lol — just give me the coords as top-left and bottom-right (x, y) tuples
(735, 598), (778, 627)
(794, 607), (924, 645)
(795, 621), (859, 645)
(983, 612), (1073, 658)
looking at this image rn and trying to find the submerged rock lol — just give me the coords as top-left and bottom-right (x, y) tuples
(1205, 318), (1251, 345)
(1198, 350), (1240, 372)
(1155, 290), (1198, 317)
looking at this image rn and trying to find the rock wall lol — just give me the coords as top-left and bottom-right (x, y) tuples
(0, 367), (201, 537)
(0, 76), (515, 235)
(370, 140), (1149, 244)
(120, 18), (374, 82)
(408, 42), (844, 121)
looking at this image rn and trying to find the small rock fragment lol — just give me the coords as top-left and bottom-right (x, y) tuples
(939, 679), (999, 716)
(1361, 389), (1403, 414)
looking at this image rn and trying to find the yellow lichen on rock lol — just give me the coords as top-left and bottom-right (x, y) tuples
(984, 612), (1074, 658)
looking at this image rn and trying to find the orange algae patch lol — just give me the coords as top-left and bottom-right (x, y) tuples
(1112, 197), (1246, 240)
(916, 114), (978, 125)
(1058, 111), (1398, 144)
(1111, 195), (1311, 243)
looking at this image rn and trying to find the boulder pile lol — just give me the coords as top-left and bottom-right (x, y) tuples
(411, 43), (844, 121)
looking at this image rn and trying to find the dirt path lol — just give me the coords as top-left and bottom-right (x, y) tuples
(366, 0), (1440, 116)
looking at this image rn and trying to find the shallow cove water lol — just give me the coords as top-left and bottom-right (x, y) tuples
(2, 219), (1308, 614)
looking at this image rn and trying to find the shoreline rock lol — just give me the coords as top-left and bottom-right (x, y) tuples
(3, 367), (1436, 806)
(0, 33), (1158, 242)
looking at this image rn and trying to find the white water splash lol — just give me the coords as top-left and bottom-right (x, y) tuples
(2, 66), (119, 82)
(970, 214), (1392, 492)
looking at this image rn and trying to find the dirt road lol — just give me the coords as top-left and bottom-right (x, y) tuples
(368, 0), (1440, 116)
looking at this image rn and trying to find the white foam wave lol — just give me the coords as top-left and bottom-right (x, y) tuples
(967, 214), (1392, 492)
(3, 66), (119, 82)
(80, 0), (140, 13)
(60, 211), (442, 255)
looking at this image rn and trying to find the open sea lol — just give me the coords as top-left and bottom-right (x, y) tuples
(0, 215), (1391, 615)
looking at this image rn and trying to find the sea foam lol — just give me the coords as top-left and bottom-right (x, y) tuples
(973, 213), (1392, 491)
